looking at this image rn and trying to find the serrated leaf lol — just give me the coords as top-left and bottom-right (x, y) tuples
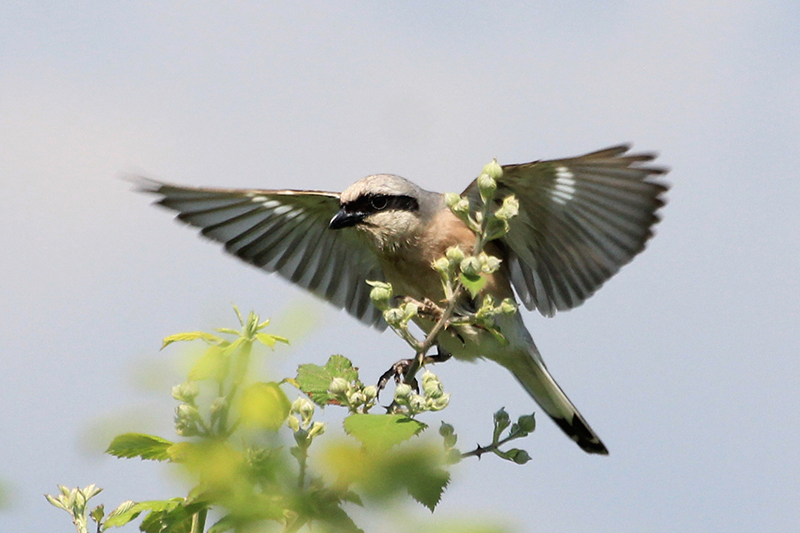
(240, 382), (291, 430)
(344, 414), (426, 452)
(103, 499), (181, 528)
(105, 433), (174, 461)
(407, 465), (450, 511)
(460, 273), (487, 298)
(161, 331), (223, 349)
(140, 504), (192, 533)
(166, 442), (193, 463)
(295, 355), (359, 406)
(90, 504), (104, 524)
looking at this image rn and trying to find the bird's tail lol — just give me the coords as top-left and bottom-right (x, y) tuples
(502, 342), (608, 455)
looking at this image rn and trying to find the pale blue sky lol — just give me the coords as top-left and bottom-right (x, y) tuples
(2, 2), (799, 532)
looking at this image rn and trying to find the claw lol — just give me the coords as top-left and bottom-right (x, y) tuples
(375, 346), (454, 399)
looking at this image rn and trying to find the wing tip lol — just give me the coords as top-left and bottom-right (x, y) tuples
(123, 174), (165, 194)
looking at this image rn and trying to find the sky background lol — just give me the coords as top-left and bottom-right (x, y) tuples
(2, 2), (799, 532)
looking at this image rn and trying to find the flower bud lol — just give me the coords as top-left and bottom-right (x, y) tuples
(174, 419), (199, 437)
(517, 414), (536, 434)
(480, 252), (502, 273)
(422, 371), (443, 399)
(383, 308), (404, 326)
(500, 298), (517, 315)
(494, 407), (511, 433)
(286, 415), (300, 432)
(348, 391), (366, 406)
(402, 302), (419, 321)
(367, 281), (393, 310)
(439, 421), (455, 438)
(329, 377), (350, 395)
(477, 172), (497, 202)
(429, 393), (451, 411)
(292, 397), (315, 421)
(509, 448), (531, 465)
(176, 403), (199, 422)
(449, 196), (471, 217)
(363, 385), (378, 401)
(445, 245), (465, 263)
(444, 192), (461, 208)
(482, 158), (503, 180)
(460, 257), (482, 277)
(495, 195), (519, 220)
(172, 381), (199, 403)
(421, 370), (437, 385)
(408, 393), (427, 413)
(432, 257), (450, 273)
(308, 421), (326, 438)
(394, 383), (413, 400)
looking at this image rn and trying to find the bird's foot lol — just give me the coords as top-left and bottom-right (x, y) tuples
(398, 296), (444, 322)
(376, 347), (453, 395)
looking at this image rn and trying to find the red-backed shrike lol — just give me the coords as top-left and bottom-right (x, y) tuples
(136, 145), (668, 454)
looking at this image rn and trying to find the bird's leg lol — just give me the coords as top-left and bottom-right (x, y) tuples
(397, 295), (444, 323)
(376, 346), (453, 395)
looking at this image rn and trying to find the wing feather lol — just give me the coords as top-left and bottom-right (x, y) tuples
(463, 145), (668, 316)
(133, 178), (386, 328)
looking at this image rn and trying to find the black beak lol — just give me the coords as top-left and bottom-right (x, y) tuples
(329, 209), (363, 230)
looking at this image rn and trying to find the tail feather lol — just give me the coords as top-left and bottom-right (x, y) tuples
(504, 344), (608, 455)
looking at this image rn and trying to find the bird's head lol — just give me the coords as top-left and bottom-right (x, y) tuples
(330, 174), (431, 254)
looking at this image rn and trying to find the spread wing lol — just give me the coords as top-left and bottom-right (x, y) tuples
(134, 178), (387, 328)
(463, 145), (669, 317)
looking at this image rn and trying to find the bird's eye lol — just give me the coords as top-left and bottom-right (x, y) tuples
(371, 196), (388, 210)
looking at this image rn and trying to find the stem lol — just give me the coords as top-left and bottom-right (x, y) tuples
(404, 199), (494, 383)
(403, 283), (465, 384)
(461, 432), (519, 459)
(191, 508), (207, 533)
(401, 186), (500, 385)
(297, 443), (309, 490)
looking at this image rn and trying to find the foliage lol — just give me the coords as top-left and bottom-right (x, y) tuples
(46, 160), (536, 532)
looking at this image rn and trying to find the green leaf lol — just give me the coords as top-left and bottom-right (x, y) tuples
(344, 414), (426, 452)
(140, 503), (192, 533)
(214, 328), (241, 335)
(105, 433), (174, 461)
(342, 490), (363, 507)
(90, 504), (104, 524)
(103, 499), (181, 528)
(240, 382), (291, 430)
(207, 515), (235, 533)
(256, 332), (289, 349)
(407, 465), (450, 512)
(460, 273), (487, 298)
(295, 355), (359, 406)
(161, 331), (223, 349)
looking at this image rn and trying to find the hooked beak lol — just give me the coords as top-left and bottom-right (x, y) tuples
(329, 209), (364, 230)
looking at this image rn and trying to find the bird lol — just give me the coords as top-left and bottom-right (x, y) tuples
(134, 144), (668, 455)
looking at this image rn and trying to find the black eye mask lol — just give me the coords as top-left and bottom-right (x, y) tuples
(344, 194), (419, 216)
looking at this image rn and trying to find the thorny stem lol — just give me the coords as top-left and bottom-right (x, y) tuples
(460, 432), (519, 459)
